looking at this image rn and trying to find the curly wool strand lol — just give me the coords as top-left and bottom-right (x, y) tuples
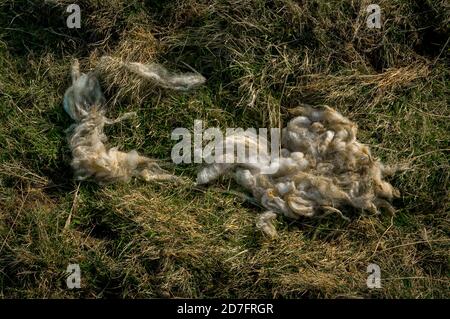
(64, 59), (179, 184)
(99, 56), (206, 92)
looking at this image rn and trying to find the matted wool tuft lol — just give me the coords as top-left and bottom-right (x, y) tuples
(197, 106), (402, 237)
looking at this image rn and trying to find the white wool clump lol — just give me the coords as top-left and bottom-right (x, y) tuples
(63, 60), (105, 122)
(64, 60), (176, 184)
(196, 106), (401, 238)
(126, 61), (206, 91)
(100, 56), (206, 91)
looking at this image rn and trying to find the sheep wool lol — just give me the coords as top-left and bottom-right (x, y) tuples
(99, 56), (206, 91)
(196, 106), (401, 238)
(64, 60), (176, 184)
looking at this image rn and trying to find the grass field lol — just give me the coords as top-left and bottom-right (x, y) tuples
(0, 0), (448, 298)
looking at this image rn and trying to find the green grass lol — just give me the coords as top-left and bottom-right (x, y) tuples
(0, 0), (449, 298)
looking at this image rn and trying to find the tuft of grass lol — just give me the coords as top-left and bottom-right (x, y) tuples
(0, 0), (449, 298)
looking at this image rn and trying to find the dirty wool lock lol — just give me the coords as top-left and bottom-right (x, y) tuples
(196, 105), (403, 238)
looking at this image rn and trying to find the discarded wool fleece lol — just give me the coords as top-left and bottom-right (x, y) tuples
(196, 106), (401, 238)
(63, 59), (204, 184)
